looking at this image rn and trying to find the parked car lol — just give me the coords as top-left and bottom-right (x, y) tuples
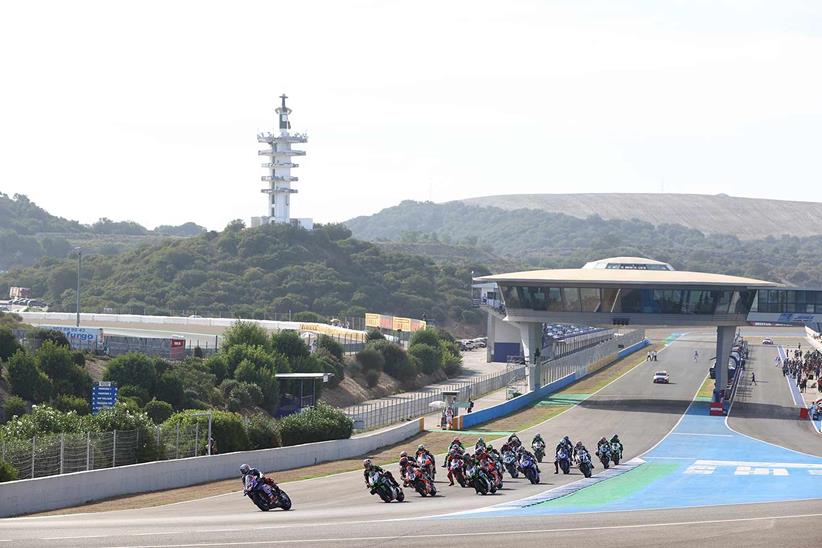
(653, 371), (670, 384)
(762, 338), (774, 345)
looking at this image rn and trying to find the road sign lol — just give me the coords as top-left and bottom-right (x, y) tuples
(91, 381), (118, 415)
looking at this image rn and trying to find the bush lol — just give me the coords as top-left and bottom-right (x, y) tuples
(206, 353), (229, 383)
(317, 335), (344, 361)
(143, 399), (173, 424)
(271, 330), (310, 362)
(409, 328), (441, 349)
(31, 329), (70, 348)
(71, 351), (86, 367)
(118, 385), (150, 407)
(365, 369), (380, 388)
(234, 359), (279, 414)
(366, 340), (415, 381)
(222, 321), (270, 351)
(3, 395), (28, 422)
(365, 329), (385, 341)
(104, 353), (157, 396)
(93, 403), (157, 461)
(409, 343), (441, 375)
(225, 381), (263, 412)
(37, 341), (91, 398)
(0, 459), (18, 483)
(163, 410), (250, 453)
(53, 394), (90, 415)
(314, 348), (344, 387)
(7, 350), (52, 403)
(155, 372), (185, 409)
(0, 327), (21, 362)
(355, 348), (384, 373)
(442, 351), (462, 377)
(278, 401), (352, 446)
(291, 311), (325, 323)
(245, 413), (281, 449)
(193, 345), (204, 358)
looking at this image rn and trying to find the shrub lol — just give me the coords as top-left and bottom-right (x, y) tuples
(317, 335), (344, 361)
(31, 329), (70, 348)
(118, 385), (150, 407)
(7, 350), (52, 403)
(271, 330), (310, 362)
(365, 329), (385, 341)
(409, 328), (441, 348)
(193, 345), (204, 358)
(93, 403), (157, 461)
(104, 353), (157, 396)
(409, 343), (441, 375)
(3, 395), (28, 422)
(0, 459), (18, 483)
(278, 401), (352, 446)
(0, 327), (21, 362)
(155, 372), (185, 409)
(222, 321), (270, 351)
(291, 311), (325, 323)
(71, 351), (86, 367)
(163, 410), (250, 453)
(143, 399), (173, 424)
(223, 344), (281, 378)
(226, 381), (263, 411)
(365, 369), (380, 388)
(206, 353), (229, 383)
(0, 404), (91, 440)
(234, 359), (279, 413)
(366, 340), (415, 381)
(245, 413), (281, 449)
(53, 394), (90, 415)
(37, 341), (91, 398)
(355, 348), (384, 373)
(314, 348), (344, 387)
(442, 351), (463, 377)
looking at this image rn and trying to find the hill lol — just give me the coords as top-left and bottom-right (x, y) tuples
(345, 200), (822, 287)
(461, 193), (822, 241)
(0, 193), (206, 270)
(0, 222), (485, 328)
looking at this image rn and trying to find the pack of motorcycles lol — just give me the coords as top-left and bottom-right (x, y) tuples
(367, 436), (624, 503)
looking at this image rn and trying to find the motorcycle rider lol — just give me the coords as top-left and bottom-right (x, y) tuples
(508, 433), (522, 450)
(554, 437), (573, 473)
(444, 437), (464, 468)
(532, 433), (545, 451)
(446, 447), (465, 486)
(240, 463), (280, 499)
(596, 436), (610, 457)
(362, 459), (400, 490)
(575, 442), (593, 467)
(398, 455), (416, 487)
(610, 434), (623, 453)
(475, 437), (487, 453)
(516, 445), (541, 473)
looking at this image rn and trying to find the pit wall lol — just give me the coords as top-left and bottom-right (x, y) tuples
(0, 418), (423, 518)
(459, 337), (650, 430)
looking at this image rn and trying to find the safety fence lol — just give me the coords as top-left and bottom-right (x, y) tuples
(538, 329), (646, 387)
(343, 365), (527, 432)
(1, 422), (213, 480)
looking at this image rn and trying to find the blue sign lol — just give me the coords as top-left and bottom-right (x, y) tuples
(91, 381), (118, 415)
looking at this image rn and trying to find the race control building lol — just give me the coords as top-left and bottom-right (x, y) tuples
(474, 257), (822, 402)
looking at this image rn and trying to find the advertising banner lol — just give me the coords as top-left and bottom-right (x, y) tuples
(41, 325), (103, 348)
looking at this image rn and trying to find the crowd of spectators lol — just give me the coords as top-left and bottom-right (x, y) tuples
(780, 347), (822, 395)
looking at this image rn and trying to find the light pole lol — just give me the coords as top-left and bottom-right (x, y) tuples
(75, 248), (82, 327)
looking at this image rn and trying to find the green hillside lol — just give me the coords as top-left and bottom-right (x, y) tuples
(0, 193), (206, 270)
(0, 222), (486, 328)
(346, 200), (822, 286)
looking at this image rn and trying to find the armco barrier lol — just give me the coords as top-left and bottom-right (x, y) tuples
(461, 338), (650, 430)
(0, 418), (423, 517)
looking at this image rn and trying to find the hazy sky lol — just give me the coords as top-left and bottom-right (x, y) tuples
(1, 1), (820, 230)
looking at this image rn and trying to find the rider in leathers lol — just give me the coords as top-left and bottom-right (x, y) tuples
(363, 459), (400, 490)
(554, 436), (574, 473)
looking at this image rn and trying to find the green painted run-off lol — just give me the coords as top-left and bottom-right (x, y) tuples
(537, 394), (591, 407)
(535, 462), (680, 508)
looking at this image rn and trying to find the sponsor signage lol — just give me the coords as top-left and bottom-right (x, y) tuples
(365, 313), (427, 333)
(91, 381), (118, 415)
(41, 325), (103, 345)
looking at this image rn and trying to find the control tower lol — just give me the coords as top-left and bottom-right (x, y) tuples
(251, 95), (313, 230)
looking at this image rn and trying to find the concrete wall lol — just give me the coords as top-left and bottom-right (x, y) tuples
(487, 313), (521, 362)
(0, 418), (423, 517)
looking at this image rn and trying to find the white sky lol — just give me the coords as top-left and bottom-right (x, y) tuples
(1, 0), (820, 230)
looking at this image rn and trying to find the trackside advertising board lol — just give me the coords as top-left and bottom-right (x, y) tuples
(40, 325), (103, 348)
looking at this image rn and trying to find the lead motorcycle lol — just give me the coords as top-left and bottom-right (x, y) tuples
(466, 462), (497, 495)
(518, 452), (540, 485)
(416, 452), (436, 481)
(532, 439), (546, 463)
(610, 441), (623, 465)
(578, 451), (594, 478)
(368, 470), (405, 503)
(556, 447), (571, 475)
(243, 475), (292, 511)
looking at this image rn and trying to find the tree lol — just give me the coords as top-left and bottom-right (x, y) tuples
(143, 399), (173, 424)
(234, 360), (279, 413)
(155, 372), (185, 409)
(366, 330), (385, 341)
(271, 330), (310, 362)
(0, 327), (20, 362)
(355, 348), (384, 373)
(104, 353), (157, 396)
(222, 321), (269, 351)
(317, 335), (344, 361)
(409, 343), (441, 375)
(7, 351), (52, 402)
(3, 395), (28, 422)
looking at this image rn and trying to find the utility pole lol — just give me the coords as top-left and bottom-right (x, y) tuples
(75, 248), (82, 327)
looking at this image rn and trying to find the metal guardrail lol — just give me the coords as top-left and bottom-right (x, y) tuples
(343, 366), (527, 432)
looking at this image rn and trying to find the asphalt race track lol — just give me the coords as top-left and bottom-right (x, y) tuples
(2, 329), (821, 547)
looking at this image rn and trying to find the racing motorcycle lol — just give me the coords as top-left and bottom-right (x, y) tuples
(610, 441), (623, 465)
(407, 466), (437, 497)
(466, 462), (497, 495)
(449, 454), (468, 487)
(502, 449), (519, 478)
(532, 439), (546, 463)
(556, 447), (571, 475)
(518, 452), (540, 485)
(243, 475), (292, 511)
(368, 470), (405, 503)
(597, 444), (612, 470)
(416, 452), (436, 481)
(578, 451), (594, 478)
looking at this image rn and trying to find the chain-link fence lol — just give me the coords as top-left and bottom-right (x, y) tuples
(538, 329), (646, 386)
(0, 422), (216, 480)
(343, 365), (527, 432)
